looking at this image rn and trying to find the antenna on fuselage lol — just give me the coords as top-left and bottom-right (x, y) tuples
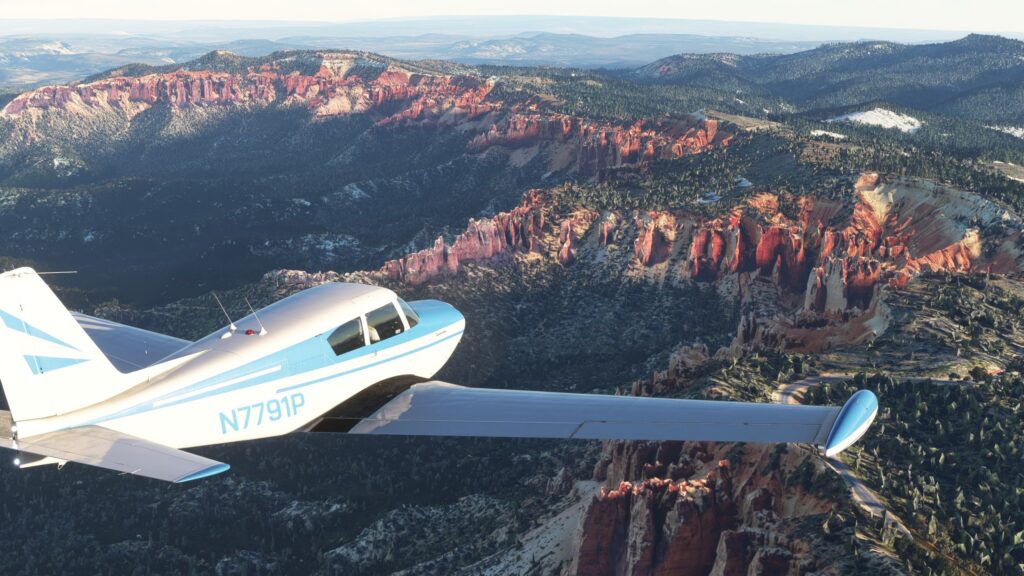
(212, 292), (237, 338)
(244, 296), (268, 336)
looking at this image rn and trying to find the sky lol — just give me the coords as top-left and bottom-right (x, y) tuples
(0, 0), (1022, 34)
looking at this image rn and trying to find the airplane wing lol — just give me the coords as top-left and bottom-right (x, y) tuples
(327, 381), (877, 457)
(73, 313), (191, 373)
(14, 425), (229, 483)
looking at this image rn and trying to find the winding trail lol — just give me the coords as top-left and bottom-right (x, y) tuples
(774, 374), (912, 539)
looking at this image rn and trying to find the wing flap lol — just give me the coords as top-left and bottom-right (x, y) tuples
(16, 426), (228, 482)
(343, 381), (844, 448)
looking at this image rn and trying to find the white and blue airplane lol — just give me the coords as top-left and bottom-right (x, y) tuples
(0, 267), (878, 483)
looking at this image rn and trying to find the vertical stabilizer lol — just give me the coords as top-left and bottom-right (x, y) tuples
(0, 268), (124, 421)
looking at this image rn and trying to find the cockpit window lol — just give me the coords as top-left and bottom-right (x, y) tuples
(398, 299), (419, 328)
(328, 318), (364, 356)
(366, 303), (405, 343)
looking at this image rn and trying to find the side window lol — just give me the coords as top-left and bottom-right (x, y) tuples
(398, 299), (419, 328)
(366, 303), (405, 343)
(328, 318), (364, 356)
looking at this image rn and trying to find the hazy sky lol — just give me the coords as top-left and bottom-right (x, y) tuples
(1, 0), (1021, 34)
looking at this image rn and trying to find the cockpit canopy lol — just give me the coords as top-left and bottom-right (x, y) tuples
(327, 298), (420, 356)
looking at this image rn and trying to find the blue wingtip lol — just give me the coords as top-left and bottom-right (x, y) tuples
(824, 389), (879, 457)
(175, 462), (231, 483)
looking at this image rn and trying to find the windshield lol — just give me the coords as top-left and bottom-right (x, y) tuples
(398, 299), (419, 328)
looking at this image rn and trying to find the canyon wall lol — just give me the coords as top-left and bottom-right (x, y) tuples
(468, 114), (733, 174)
(1, 56), (496, 123)
(1, 52), (735, 179)
(569, 442), (839, 576)
(379, 173), (1021, 298)
(375, 173), (1022, 352)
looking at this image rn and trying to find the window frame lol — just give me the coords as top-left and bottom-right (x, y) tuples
(326, 316), (367, 357)
(362, 301), (407, 345)
(397, 298), (419, 330)
(359, 316), (371, 346)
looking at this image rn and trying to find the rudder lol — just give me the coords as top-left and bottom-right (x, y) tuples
(0, 268), (122, 421)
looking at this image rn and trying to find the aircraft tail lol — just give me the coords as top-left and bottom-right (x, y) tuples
(0, 268), (125, 421)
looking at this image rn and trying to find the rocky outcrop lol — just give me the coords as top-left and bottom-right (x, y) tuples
(374, 173), (1020, 355)
(634, 213), (678, 267)
(1, 53), (740, 183)
(574, 460), (733, 576)
(804, 257), (881, 314)
(2, 54), (496, 122)
(708, 528), (802, 576)
(557, 210), (598, 265)
(378, 236), (459, 286)
(377, 174), (1022, 309)
(469, 115), (734, 174)
(628, 176), (1022, 353)
(571, 441), (838, 576)
(376, 190), (549, 285)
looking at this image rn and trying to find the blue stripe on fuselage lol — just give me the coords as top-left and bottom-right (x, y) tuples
(275, 329), (464, 394)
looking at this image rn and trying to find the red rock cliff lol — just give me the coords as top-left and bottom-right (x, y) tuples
(376, 190), (549, 285)
(374, 175), (1023, 306)
(1, 54), (496, 122)
(469, 115), (734, 174)
(571, 441), (837, 576)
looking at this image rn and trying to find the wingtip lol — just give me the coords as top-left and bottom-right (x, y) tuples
(175, 462), (231, 483)
(824, 389), (878, 458)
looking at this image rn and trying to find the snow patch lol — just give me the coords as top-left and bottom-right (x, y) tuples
(810, 129), (848, 140)
(987, 125), (1024, 140)
(699, 191), (722, 204)
(827, 108), (922, 134)
(339, 183), (369, 200)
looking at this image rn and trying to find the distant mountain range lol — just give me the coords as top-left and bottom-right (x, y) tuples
(638, 34), (1024, 124)
(4, 14), (1016, 89)
(0, 32), (820, 89)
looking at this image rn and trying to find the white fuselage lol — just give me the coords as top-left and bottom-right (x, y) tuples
(15, 284), (466, 448)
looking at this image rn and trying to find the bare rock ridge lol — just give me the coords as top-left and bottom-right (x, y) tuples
(468, 112), (733, 174)
(569, 442), (839, 575)
(375, 173), (1022, 353)
(2, 55), (496, 122)
(0, 51), (734, 179)
(377, 173), (1022, 290)
(377, 190), (547, 285)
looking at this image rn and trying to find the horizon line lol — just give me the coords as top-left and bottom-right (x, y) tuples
(0, 14), (1008, 36)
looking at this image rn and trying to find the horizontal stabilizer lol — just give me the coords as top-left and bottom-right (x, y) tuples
(15, 426), (229, 483)
(73, 313), (190, 373)
(343, 382), (875, 455)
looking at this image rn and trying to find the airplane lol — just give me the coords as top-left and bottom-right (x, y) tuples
(0, 267), (878, 483)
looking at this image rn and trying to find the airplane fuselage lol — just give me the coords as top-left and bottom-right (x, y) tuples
(15, 283), (466, 448)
